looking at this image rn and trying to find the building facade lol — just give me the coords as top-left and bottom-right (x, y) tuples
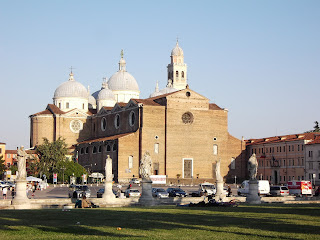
(246, 133), (320, 185)
(305, 135), (320, 185)
(30, 41), (245, 183)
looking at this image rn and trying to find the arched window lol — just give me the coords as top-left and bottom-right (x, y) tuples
(181, 71), (184, 78)
(98, 146), (102, 153)
(106, 145), (111, 152)
(176, 71), (179, 78)
(92, 146), (97, 154)
(85, 147), (89, 154)
(80, 148), (84, 154)
(113, 144), (117, 151)
(129, 111), (135, 127)
(66, 102), (69, 109)
(114, 114), (120, 129)
(101, 117), (107, 131)
(59, 103), (61, 108)
(213, 144), (218, 155)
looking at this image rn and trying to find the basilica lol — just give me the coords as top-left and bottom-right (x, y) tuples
(30, 41), (245, 183)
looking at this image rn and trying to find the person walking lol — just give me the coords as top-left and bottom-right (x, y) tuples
(227, 185), (232, 197)
(11, 187), (15, 199)
(2, 187), (8, 199)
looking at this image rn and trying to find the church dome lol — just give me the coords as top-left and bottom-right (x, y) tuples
(54, 73), (88, 99)
(171, 41), (184, 56)
(108, 50), (139, 92)
(88, 95), (96, 106)
(108, 71), (139, 92)
(97, 83), (115, 101)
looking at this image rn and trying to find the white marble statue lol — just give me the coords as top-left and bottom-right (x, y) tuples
(248, 153), (258, 180)
(17, 146), (27, 180)
(105, 155), (113, 182)
(139, 151), (152, 180)
(215, 159), (223, 182)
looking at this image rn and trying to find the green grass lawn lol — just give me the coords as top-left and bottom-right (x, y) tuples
(0, 204), (319, 239)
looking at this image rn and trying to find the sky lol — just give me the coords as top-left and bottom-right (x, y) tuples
(0, 0), (319, 149)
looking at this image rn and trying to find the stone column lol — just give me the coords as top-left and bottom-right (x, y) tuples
(246, 179), (261, 204)
(12, 146), (30, 209)
(102, 155), (116, 203)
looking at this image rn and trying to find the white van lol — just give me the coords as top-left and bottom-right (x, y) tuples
(237, 180), (270, 196)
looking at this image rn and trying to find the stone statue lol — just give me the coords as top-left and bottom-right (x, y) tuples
(215, 159), (223, 182)
(248, 153), (258, 180)
(17, 146), (27, 180)
(139, 151), (152, 180)
(105, 155), (113, 182)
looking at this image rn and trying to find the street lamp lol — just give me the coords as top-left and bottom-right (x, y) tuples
(60, 167), (66, 184)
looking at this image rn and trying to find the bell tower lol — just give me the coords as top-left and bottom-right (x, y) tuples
(167, 40), (187, 90)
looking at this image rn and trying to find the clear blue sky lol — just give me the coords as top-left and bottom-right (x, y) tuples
(1, 1), (319, 149)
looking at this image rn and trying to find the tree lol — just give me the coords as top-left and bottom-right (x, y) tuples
(36, 137), (68, 180)
(9, 165), (18, 175)
(0, 155), (6, 178)
(56, 159), (87, 183)
(313, 121), (320, 132)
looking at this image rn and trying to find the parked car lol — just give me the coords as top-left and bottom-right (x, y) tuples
(191, 183), (216, 197)
(97, 188), (118, 198)
(5, 181), (16, 189)
(125, 189), (141, 198)
(129, 178), (140, 184)
(287, 181), (312, 196)
(0, 181), (10, 188)
(152, 188), (169, 198)
(167, 188), (187, 197)
(68, 184), (91, 198)
(270, 186), (289, 196)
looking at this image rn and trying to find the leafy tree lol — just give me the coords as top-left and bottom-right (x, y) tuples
(56, 160), (87, 183)
(36, 137), (68, 180)
(313, 121), (320, 132)
(9, 165), (18, 175)
(0, 155), (6, 178)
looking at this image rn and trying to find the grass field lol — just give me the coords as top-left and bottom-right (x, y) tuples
(0, 204), (319, 239)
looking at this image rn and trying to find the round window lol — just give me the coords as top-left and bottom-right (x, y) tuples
(129, 111), (135, 127)
(101, 117), (107, 131)
(182, 112), (194, 124)
(114, 114), (120, 129)
(70, 120), (83, 133)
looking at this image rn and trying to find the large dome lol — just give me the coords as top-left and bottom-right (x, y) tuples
(171, 41), (184, 56)
(108, 71), (139, 91)
(54, 73), (88, 99)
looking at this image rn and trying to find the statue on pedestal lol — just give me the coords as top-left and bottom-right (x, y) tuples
(17, 146), (27, 180)
(105, 155), (113, 182)
(248, 153), (258, 180)
(215, 159), (223, 182)
(139, 151), (152, 180)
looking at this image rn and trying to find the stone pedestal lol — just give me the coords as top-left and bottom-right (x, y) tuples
(102, 181), (116, 203)
(246, 179), (261, 204)
(139, 179), (154, 206)
(11, 180), (30, 209)
(215, 180), (226, 202)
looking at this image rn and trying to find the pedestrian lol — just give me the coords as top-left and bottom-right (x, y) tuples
(11, 187), (15, 199)
(227, 185), (232, 197)
(2, 187), (8, 199)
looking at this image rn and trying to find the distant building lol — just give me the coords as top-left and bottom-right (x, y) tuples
(246, 132), (320, 185)
(0, 142), (5, 159)
(4, 149), (38, 176)
(305, 135), (320, 185)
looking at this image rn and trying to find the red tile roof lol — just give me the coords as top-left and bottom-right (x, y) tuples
(246, 132), (320, 146)
(209, 103), (223, 110)
(47, 104), (65, 114)
(131, 99), (162, 106)
(306, 134), (320, 145)
(76, 133), (134, 145)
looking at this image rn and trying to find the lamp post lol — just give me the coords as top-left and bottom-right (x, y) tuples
(60, 167), (66, 184)
(234, 175), (237, 185)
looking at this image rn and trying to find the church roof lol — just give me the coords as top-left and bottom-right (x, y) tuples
(131, 99), (161, 106)
(53, 73), (88, 99)
(76, 133), (134, 145)
(209, 103), (223, 110)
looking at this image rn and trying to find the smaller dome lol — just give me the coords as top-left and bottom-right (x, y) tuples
(54, 73), (88, 99)
(171, 41), (184, 56)
(97, 83), (115, 101)
(88, 95), (96, 105)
